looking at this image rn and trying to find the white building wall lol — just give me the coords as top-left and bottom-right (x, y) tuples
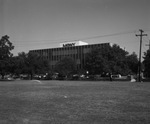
(60, 41), (88, 47)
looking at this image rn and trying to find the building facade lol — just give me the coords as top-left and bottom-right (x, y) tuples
(29, 41), (111, 70)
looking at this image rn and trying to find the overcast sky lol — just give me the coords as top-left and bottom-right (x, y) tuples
(0, 0), (150, 57)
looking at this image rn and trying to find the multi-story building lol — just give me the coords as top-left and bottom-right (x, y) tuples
(29, 41), (112, 70)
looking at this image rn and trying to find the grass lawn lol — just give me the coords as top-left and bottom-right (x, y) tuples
(0, 80), (150, 124)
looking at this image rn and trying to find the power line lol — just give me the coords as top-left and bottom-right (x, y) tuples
(11, 30), (137, 47)
(13, 30), (136, 43)
(71, 30), (136, 41)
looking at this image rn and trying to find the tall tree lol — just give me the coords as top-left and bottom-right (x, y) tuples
(26, 52), (50, 79)
(10, 52), (27, 75)
(85, 44), (136, 75)
(85, 46), (111, 74)
(0, 35), (14, 79)
(126, 52), (138, 74)
(143, 50), (150, 78)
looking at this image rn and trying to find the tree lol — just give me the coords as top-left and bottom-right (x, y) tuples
(9, 52), (50, 79)
(85, 46), (111, 75)
(25, 52), (50, 79)
(0, 35), (14, 79)
(85, 44), (137, 75)
(143, 50), (150, 78)
(54, 57), (76, 77)
(109, 44), (131, 75)
(126, 52), (138, 74)
(9, 52), (27, 75)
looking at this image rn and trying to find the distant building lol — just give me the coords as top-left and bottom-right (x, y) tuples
(29, 41), (111, 70)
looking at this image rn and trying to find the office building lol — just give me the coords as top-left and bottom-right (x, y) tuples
(30, 41), (112, 69)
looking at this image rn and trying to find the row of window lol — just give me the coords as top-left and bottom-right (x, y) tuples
(30, 43), (110, 69)
(31, 43), (108, 56)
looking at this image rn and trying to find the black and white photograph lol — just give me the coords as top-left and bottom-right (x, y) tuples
(0, 0), (150, 123)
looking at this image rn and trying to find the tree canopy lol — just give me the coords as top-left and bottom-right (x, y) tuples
(54, 57), (77, 77)
(0, 35), (49, 79)
(0, 35), (14, 78)
(9, 52), (50, 79)
(126, 52), (138, 74)
(26, 52), (50, 79)
(85, 44), (138, 75)
(143, 50), (150, 78)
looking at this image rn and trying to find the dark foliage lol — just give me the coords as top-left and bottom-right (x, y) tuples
(9, 52), (50, 79)
(54, 56), (77, 77)
(0, 35), (14, 78)
(143, 50), (150, 77)
(85, 44), (138, 75)
(126, 52), (138, 74)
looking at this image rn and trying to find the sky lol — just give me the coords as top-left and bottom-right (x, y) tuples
(0, 0), (150, 58)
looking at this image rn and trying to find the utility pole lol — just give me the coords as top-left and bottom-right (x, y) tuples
(136, 29), (147, 82)
(145, 40), (150, 50)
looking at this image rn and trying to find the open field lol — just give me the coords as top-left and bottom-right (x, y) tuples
(0, 80), (150, 124)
